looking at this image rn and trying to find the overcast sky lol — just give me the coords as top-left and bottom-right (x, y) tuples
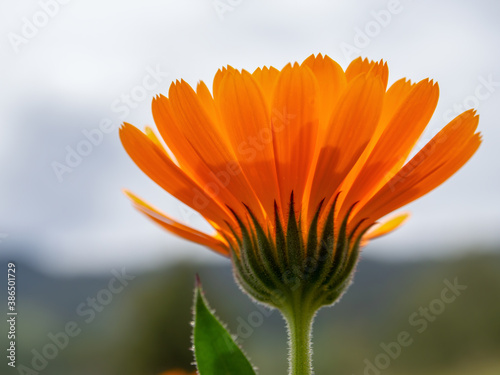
(0, 0), (499, 274)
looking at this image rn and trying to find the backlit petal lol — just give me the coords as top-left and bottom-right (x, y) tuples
(354, 110), (481, 229)
(252, 66), (280, 107)
(168, 80), (266, 222)
(216, 69), (280, 218)
(124, 190), (230, 256)
(272, 63), (319, 216)
(339, 79), (439, 219)
(306, 73), (385, 222)
(345, 57), (389, 90)
(364, 212), (410, 241)
(301, 53), (346, 127)
(119, 122), (233, 230)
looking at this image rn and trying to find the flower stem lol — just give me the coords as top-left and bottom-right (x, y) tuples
(283, 295), (316, 375)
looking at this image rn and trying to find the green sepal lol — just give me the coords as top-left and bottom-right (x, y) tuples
(193, 276), (257, 375)
(244, 204), (283, 288)
(273, 201), (287, 274)
(228, 207), (282, 306)
(227, 193), (365, 312)
(285, 192), (304, 274)
(305, 199), (324, 261)
(320, 203), (357, 287)
(308, 195), (337, 285)
(231, 248), (274, 303)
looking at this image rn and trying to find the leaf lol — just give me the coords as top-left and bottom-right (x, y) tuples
(193, 276), (257, 375)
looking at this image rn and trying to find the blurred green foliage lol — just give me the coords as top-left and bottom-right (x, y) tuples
(3, 251), (500, 375)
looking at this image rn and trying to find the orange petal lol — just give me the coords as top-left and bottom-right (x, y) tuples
(119, 123), (233, 230)
(152, 94), (250, 222)
(306, 73), (385, 221)
(271, 63), (319, 215)
(364, 212), (410, 241)
(340, 79), (439, 218)
(379, 78), (416, 127)
(124, 190), (230, 256)
(332, 78), (416, 214)
(301, 53), (346, 128)
(168, 80), (266, 222)
(216, 69), (280, 218)
(345, 57), (389, 90)
(355, 110), (481, 227)
(367, 78), (419, 190)
(196, 80), (220, 126)
(152, 94), (200, 169)
(213, 65), (236, 100)
(144, 126), (166, 151)
(252, 66), (280, 107)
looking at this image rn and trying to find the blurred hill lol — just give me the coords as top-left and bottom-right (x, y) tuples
(1, 249), (500, 375)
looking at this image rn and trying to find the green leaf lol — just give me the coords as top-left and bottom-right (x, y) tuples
(193, 277), (257, 375)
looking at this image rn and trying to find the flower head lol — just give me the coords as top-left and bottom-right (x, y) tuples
(120, 54), (481, 309)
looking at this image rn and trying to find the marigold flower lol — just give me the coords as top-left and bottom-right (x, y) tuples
(120, 54), (480, 375)
(121, 54), (479, 298)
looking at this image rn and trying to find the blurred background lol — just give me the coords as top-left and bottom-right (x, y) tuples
(0, 0), (499, 374)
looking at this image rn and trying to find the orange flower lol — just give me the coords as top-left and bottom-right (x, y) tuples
(120, 54), (480, 309)
(121, 54), (479, 251)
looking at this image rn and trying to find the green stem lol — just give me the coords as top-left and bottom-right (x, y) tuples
(283, 295), (316, 375)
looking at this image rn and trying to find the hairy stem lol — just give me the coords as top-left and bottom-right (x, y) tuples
(283, 295), (316, 375)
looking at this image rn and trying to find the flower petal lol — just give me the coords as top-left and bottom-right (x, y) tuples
(339, 79), (439, 219)
(165, 81), (266, 222)
(216, 69), (281, 218)
(271, 63), (319, 215)
(119, 122), (233, 230)
(332, 78), (417, 214)
(213, 66), (236, 100)
(124, 190), (230, 256)
(306, 73), (385, 222)
(252, 66), (280, 107)
(196, 80), (221, 126)
(354, 110), (481, 228)
(152, 94), (252, 223)
(379, 78), (416, 127)
(301, 53), (346, 127)
(363, 212), (410, 241)
(345, 57), (389, 90)
(144, 126), (167, 153)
